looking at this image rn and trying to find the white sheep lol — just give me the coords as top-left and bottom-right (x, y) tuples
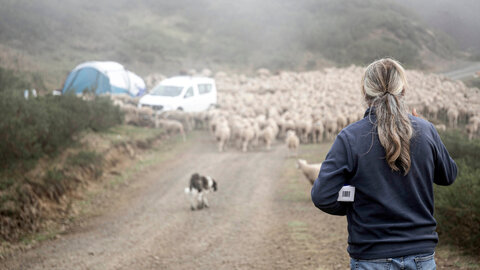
(296, 159), (322, 185)
(215, 123), (231, 152)
(312, 120), (325, 143)
(259, 126), (275, 150)
(256, 68), (271, 77)
(155, 119), (186, 142)
(296, 118), (313, 144)
(466, 117), (480, 140)
(241, 124), (256, 152)
(119, 104), (139, 125)
(324, 118), (338, 140)
(336, 115), (347, 132)
(158, 110), (194, 131)
(435, 124), (447, 132)
(137, 106), (156, 127)
(285, 130), (300, 156)
(447, 107), (459, 128)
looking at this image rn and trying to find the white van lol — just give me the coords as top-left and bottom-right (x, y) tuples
(138, 76), (217, 112)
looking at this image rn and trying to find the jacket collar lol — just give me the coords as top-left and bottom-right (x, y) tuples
(364, 107), (376, 118)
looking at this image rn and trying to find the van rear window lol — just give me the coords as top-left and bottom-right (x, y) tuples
(198, 84), (212, 94)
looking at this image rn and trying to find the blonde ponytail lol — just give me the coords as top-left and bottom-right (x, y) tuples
(362, 58), (413, 175)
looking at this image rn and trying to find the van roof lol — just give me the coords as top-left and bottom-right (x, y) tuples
(161, 76), (215, 86)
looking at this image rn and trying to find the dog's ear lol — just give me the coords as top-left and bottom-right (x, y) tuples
(212, 179), (217, 191)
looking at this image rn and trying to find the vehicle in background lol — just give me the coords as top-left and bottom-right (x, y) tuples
(138, 76), (217, 112)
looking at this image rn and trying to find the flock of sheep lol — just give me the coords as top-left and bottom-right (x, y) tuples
(109, 66), (480, 185)
(111, 66), (480, 156)
(211, 66), (479, 150)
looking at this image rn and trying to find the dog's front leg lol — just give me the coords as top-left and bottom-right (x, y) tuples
(202, 193), (209, 208)
(197, 192), (204, 209)
(189, 189), (198, 211)
(190, 198), (196, 211)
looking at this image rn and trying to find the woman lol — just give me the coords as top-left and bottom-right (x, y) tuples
(311, 58), (457, 269)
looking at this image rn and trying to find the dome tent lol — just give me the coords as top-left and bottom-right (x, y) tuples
(62, 61), (146, 96)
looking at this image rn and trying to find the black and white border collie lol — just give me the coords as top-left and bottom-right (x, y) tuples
(184, 173), (218, 210)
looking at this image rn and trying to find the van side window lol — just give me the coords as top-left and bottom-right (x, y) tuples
(198, 84), (212, 95)
(184, 87), (194, 98)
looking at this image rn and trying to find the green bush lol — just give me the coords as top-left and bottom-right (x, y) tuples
(0, 91), (122, 171)
(0, 178), (15, 191)
(43, 168), (65, 184)
(439, 131), (480, 168)
(0, 67), (30, 93)
(435, 131), (480, 255)
(88, 97), (124, 132)
(0, 67), (47, 93)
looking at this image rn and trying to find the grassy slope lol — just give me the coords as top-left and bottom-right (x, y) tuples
(0, 0), (457, 90)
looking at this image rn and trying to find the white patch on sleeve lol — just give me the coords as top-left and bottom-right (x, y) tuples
(337, 185), (355, 202)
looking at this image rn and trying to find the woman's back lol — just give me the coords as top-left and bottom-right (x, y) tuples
(315, 108), (457, 259)
(311, 58), (457, 263)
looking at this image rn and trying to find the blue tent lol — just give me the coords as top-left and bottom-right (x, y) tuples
(62, 61), (146, 96)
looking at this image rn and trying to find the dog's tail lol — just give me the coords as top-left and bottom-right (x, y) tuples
(184, 187), (191, 194)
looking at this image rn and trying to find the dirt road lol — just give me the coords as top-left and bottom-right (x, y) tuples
(0, 132), (475, 269)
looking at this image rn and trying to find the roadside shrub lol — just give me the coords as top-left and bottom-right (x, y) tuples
(42, 168), (67, 203)
(67, 150), (104, 179)
(0, 178), (15, 191)
(0, 92), (122, 171)
(0, 67), (30, 93)
(43, 168), (65, 184)
(435, 131), (480, 255)
(0, 67), (47, 93)
(88, 97), (123, 132)
(66, 151), (103, 168)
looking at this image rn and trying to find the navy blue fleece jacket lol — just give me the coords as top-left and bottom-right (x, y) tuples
(311, 108), (457, 259)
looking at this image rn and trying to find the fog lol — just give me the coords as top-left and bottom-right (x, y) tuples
(1, 0), (478, 89)
(392, 0), (480, 51)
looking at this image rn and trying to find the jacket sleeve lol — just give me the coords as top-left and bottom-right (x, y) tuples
(311, 131), (354, 216)
(431, 124), (457, 186)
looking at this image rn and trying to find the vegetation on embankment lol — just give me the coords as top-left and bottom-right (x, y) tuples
(0, 69), (125, 241)
(0, 124), (170, 242)
(0, 67), (123, 172)
(435, 131), (480, 256)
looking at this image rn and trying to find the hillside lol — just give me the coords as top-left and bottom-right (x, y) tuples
(391, 0), (480, 53)
(0, 0), (458, 90)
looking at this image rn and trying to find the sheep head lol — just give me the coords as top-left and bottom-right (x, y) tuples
(286, 130), (296, 137)
(296, 159), (306, 169)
